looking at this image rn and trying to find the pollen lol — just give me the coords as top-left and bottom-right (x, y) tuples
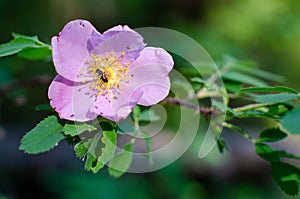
(86, 51), (130, 99)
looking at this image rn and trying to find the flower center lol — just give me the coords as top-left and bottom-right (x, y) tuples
(86, 51), (131, 99)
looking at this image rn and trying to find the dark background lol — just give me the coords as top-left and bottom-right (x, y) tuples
(1, 0), (300, 198)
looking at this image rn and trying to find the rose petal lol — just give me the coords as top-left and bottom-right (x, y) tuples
(127, 47), (174, 105)
(93, 86), (143, 122)
(136, 81), (170, 106)
(90, 27), (145, 60)
(87, 30), (104, 51)
(48, 75), (97, 122)
(52, 19), (101, 82)
(129, 47), (173, 73)
(102, 25), (136, 40)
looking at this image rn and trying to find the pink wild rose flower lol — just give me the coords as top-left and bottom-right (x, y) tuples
(48, 19), (174, 122)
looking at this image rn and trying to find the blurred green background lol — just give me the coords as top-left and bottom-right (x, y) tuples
(1, 0), (300, 198)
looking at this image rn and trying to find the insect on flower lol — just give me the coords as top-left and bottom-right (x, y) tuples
(48, 19), (174, 122)
(96, 68), (108, 83)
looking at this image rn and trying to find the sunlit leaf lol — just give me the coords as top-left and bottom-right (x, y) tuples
(19, 115), (64, 154)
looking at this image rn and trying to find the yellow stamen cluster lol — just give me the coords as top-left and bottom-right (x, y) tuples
(86, 51), (131, 99)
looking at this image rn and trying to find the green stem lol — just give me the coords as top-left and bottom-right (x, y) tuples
(133, 112), (140, 133)
(233, 103), (270, 112)
(222, 122), (256, 143)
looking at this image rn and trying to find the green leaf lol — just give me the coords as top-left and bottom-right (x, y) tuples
(217, 139), (229, 153)
(224, 80), (242, 93)
(35, 103), (53, 111)
(98, 117), (117, 128)
(12, 33), (39, 40)
(241, 86), (298, 94)
(18, 46), (51, 60)
(84, 152), (97, 171)
(84, 131), (103, 171)
(255, 143), (281, 161)
(83, 130), (117, 173)
(233, 103), (291, 119)
(281, 173), (299, 182)
(19, 115), (64, 154)
(138, 109), (160, 122)
(190, 77), (206, 84)
(271, 162), (300, 196)
(63, 123), (97, 136)
(257, 127), (287, 143)
(222, 71), (268, 87)
(94, 130), (117, 172)
(74, 142), (87, 158)
(108, 142), (133, 177)
(0, 38), (38, 57)
(254, 93), (298, 104)
(255, 143), (300, 162)
(267, 104), (290, 117)
(0, 33), (51, 60)
(281, 107), (300, 134)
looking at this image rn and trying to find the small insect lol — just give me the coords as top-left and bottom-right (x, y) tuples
(96, 69), (108, 83)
